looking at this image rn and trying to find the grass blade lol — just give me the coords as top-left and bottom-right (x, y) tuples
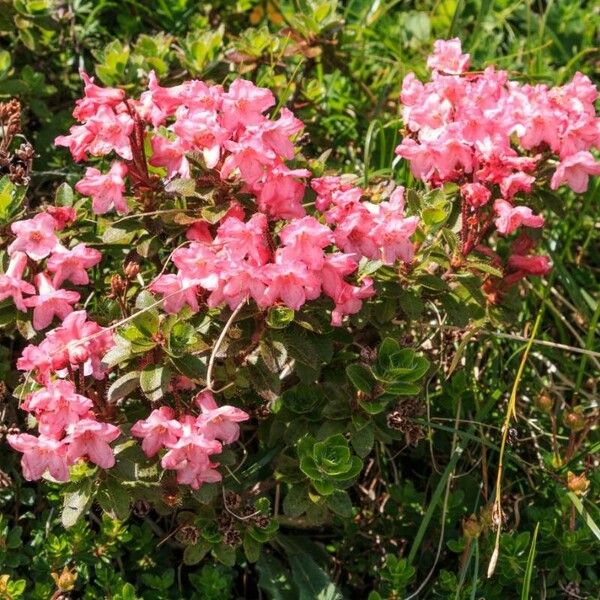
(520, 522), (540, 600)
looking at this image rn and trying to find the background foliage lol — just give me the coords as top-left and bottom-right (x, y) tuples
(0, 0), (599, 598)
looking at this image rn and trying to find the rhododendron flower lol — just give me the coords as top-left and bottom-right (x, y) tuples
(195, 391), (249, 444)
(56, 105), (134, 161)
(64, 418), (120, 468)
(215, 213), (271, 265)
(131, 407), (183, 457)
(7, 434), (69, 481)
(550, 151), (600, 193)
(73, 71), (125, 121)
(220, 79), (275, 130)
(149, 135), (190, 179)
(279, 216), (334, 269)
(461, 183), (491, 208)
(161, 423), (223, 489)
(24, 311), (115, 379)
(46, 206), (77, 230)
(8, 213), (59, 260)
(138, 70), (189, 126)
(173, 109), (228, 168)
(260, 259), (322, 310)
(258, 108), (304, 159)
(426, 38), (470, 74)
(149, 273), (200, 314)
(75, 161), (129, 214)
(494, 200), (544, 235)
(47, 243), (102, 287)
(221, 135), (276, 186)
(23, 380), (93, 437)
(330, 277), (375, 326)
(257, 166), (309, 219)
(508, 254), (551, 275)
(499, 172), (535, 199)
(24, 272), (80, 330)
(0, 251), (35, 311)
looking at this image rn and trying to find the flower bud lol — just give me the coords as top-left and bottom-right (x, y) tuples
(563, 407), (586, 432)
(535, 391), (554, 414)
(124, 261), (140, 280)
(567, 471), (590, 496)
(110, 274), (125, 297)
(51, 566), (77, 592)
(463, 514), (482, 539)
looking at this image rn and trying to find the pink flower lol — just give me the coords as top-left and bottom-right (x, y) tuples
(260, 258), (322, 310)
(46, 206), (77, 230)
(220, 79), (275, 130)
(160, 419), (223, 489)
(257, 108), (304, 159)
(195, 391), (249, 444)
(550, 151), (600, 193)
(72, 71), (125, 121)
(42, 310), (114, 379)
(173, 109), (228, 169)
(22, 380), (93, 437)
(221, 134), (276, 186)
(257, 165), (309, 219)
(7, 433), (69, 481)
(494, 200), (544, 235)
(131, 407), (183, 457)
(149, 273), (200, 314)
(64, 418), (120, 469)
(461, 183), (491, 208)
(330, 277), (375, 326)
(215, 213), (271, 266)
(138, 71), (189, 126)
(508, 254), (551, 275)
(149, 136), (190, 179)
(499, 172), (535, 200)
(24, 272), (80, 330)
(426, 38), (470, 74)
(9, 213), (59, 260)
(0, 251), (35, 311)
(279, 216), (333, 269)
(46, 243), (102, 287)
(56, 105), (133, 161)
(75, 161), (129, 214)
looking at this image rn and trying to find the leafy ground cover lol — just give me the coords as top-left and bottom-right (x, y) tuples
(0, 1), (599, 599)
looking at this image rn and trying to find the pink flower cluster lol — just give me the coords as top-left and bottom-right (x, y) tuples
(396, 38), (600, 236)
(1, 209), (101, 331)
(7, 379), (120, 481)
(148, 179), (417, 325)
(131, 391), (249, 489)
(53, 71), (422, 324)
(149, 208), (381, 325)
(60, 71), (310, 219)
(1, 207), (110, 383)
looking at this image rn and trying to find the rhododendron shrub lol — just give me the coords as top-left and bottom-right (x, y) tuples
(1, 39), (598, 565)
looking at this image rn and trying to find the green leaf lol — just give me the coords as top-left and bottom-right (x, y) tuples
(278, 536), (343, 600)
(96, 479), (131, 521)
(350, 422), (374, 458)
(283, 484), (311, 518)
(183, 541), (211, 565)
(55, 182), (74, 207)
(267, 306), (295, 329)
(62, 481), (93, 528)
(140, 364), (171, 402)
(346, 364), (374, 393)
(243, 531), (262, 563)
(325, 490), (352, 518)
(107, 371), (140, 403)
(101, 342), (133, 370)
